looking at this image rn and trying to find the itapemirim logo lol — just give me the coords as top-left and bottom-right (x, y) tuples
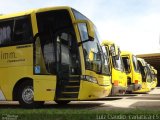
(0, 51), (16, 60)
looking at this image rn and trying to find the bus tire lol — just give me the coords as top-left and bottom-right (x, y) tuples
(55, 100), (70, 105)
(18, 81), (44, 108)
(109, 88), (114, 96)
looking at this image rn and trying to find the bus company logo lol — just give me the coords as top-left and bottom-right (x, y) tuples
(0, 51), (16, 60)
(2, 114), (18, 120)
(0, 51), (26, 63)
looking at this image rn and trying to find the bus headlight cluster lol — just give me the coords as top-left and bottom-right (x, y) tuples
(81, 75), (98, 84)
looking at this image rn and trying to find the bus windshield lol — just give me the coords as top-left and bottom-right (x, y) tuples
(112, 54), (124, 72)
(72, 9), (110, 74)
(146, 65), (153, 82)
(101, 46), (110, 75)
(122, 57), (130, 73)
(132, 55), (140, 73)
(138, 60), (146, 80)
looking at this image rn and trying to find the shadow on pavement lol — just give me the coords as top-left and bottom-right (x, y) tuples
(44, 102), (105, 109)
(0, 101), (105, 109)
(131, 92), (148, 94)
(126, 93), (160, 100)
(93, 97), (123, 101)
(141, 94), (160, 97)
(130, 101), (160, 109)
(111, 94), (138, 97)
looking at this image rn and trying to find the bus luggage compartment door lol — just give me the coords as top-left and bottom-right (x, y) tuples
(34, 75), (56, 101)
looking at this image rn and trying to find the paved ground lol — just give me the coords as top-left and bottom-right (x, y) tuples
(69, 87), (160, 110)
(0, 87), (160, 110)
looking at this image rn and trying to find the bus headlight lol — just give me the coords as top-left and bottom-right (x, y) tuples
(81, 75), (98, 84)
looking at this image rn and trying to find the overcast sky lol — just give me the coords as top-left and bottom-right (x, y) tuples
(1, 0), (160, 54)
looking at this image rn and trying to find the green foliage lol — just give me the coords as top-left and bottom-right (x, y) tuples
(0, 109), (160, 120)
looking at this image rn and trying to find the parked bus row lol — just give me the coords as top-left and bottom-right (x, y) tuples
(0, 6), (157, 108)
(102, 40), (157, 95)
(121, 51), (157, 93)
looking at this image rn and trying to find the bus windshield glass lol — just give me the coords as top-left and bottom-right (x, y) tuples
(122, 57), (130, 73)
(132, 55), (140, 72)
(72, 9), (110, 74)
(138, 60), (146, 80)
(112, 54), (124, 72)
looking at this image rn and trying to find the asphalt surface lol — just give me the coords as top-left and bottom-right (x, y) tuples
(0, 87), (160, 110)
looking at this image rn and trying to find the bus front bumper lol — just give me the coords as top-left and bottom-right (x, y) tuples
(78, 80), (112, 100)
(111, 85), (127, 95)
(127, 83), (142, 92)
(133, 87), (151, 93)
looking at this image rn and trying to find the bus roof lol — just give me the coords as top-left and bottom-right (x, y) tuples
(0, 6), (71, 20)
(101, 40), (115, 46)
(121, 51), (133, 56)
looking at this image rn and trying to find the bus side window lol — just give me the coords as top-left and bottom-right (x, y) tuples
(0, 16), (33, 46)
(13, 17), (33, 44)
(0, 20), (13, 46)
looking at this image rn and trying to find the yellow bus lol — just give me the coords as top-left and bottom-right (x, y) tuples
(121, 51), (142, 93)
(101, 40), (127, 95)
(0, 6), (112, 107)
(150, 66), (158, 89)
(134, 58), (152, 93)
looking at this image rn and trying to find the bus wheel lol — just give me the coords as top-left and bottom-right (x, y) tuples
(55, 100), (70, 105)
(109, 88), (114, 96)
(18, 81), (44, 108)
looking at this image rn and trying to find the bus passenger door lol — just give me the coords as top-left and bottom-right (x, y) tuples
(34, 35), (57, 101)
(56, 33), (70, 94)
(55, 32), (81, 100)
(35, 10), (81, 100)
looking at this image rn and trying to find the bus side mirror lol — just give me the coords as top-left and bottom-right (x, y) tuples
(74, 20), (94, 41)
(115, 48), (121, 59)
(110, 45), (116, 56)
(114, 46), (120, 57)
(110, 45), (121, 60)
(86, 20), (94, 41)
